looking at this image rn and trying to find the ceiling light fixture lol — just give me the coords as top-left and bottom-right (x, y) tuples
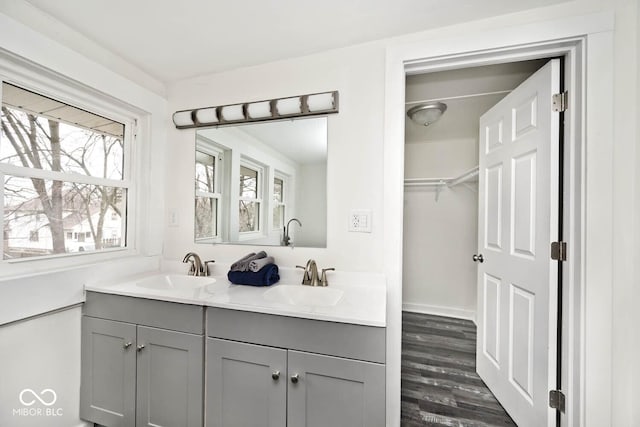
(172, 91), (339, 129)
(407, 101), (447, 126)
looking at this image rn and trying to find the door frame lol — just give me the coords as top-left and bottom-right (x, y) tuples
(383, 13), (615, 427)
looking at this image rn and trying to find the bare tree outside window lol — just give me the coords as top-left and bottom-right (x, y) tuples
(195, 150), (217, 239)
(239, 165), (259, 232)
(1, 83), (127, 259)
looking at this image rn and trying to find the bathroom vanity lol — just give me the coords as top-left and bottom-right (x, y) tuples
(79, 270), (386, 427)
(80, 293), (204, 427)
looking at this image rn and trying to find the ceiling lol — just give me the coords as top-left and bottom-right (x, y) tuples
(3, 0), (569, 85)
(199, 116), (327, 165)
(2, 81), (124, 138)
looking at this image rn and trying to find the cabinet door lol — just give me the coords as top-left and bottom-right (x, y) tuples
(136, 326), (203, 427)
(80, 316), (136, 427)
(287, 350), (385, 427)
(206, 338), (287, 427)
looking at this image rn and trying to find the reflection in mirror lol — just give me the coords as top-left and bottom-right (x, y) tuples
(194, 117), (327, 247)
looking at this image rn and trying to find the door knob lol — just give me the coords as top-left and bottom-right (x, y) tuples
(123, 341), (132, 349)
(272, 371), (280, 380)
(473, 254), (484, 263)
(136, 344), (145, 352)
(290, 374), (300, 384)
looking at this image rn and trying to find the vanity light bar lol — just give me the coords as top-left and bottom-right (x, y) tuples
(172, 90), (339, 129)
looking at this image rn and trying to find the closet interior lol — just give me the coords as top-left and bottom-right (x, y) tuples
(402, 59), (547, 321)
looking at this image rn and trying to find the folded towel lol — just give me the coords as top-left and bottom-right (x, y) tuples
(229, 252), (255, 271)
(230, 251), (267, 272)
(227, 263), (280, 286)
(249, 256), (275, 272)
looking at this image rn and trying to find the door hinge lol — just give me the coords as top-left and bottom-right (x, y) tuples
(549, 390), (566, 413)
(552, 91), (568, 112)
(551, 241), (567, 261)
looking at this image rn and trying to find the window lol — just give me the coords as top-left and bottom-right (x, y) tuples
(239, 162), (262, 233)
(273, 175), (286, 230)
(194, 147), (222, 241)
(1, 82), (128, 260)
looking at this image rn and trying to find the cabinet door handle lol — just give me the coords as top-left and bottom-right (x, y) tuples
(290, 374), (299, 384)
(272, 371), (280, 380)
(136, 344), (145, 352)
(123, 341), (132, 349)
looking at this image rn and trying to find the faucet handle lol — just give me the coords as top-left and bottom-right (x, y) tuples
(296, 265), (310, 285)
(186, 260), (195, 275)
(320, 268), (335, 287)
(203, 260), (215, 276)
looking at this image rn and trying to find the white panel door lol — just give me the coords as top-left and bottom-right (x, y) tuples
(476, 59), (560, 427)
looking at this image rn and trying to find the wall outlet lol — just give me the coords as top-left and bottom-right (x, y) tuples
(349, 209), (372, 233)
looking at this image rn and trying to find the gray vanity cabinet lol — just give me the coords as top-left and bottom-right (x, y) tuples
(287, 350), (385, 427)
(80, 316), (136, 426)
(206, 338), (287, 427)
(135, 325), (203, 427)
(206, 307), (386, 427)
(81, 292), (204, 427)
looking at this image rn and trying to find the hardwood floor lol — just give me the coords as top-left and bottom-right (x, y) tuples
(401, 311), (517, 427)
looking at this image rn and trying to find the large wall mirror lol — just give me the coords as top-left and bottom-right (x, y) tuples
(194, 117), (327, 248)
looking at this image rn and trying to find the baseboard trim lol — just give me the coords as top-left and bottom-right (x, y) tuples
(402, 302), (476, 324)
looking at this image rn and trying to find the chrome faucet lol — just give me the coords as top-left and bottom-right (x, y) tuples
(182, 252), (214, 276)
(282, 218), (302, 246)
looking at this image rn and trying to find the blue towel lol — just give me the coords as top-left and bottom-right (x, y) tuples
(227, 263), (280, 286)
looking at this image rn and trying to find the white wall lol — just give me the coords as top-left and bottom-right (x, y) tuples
(0, 307), (88, 427)
(165, 43), (386, 272)
(610, 1), (640, 426)
(0, 11), (169, 426)
(403, 138), (478, 319)
(294, 163), (327, 247)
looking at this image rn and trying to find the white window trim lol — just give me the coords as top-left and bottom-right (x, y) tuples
(0, 57), (143, 274)
(195, 144), (223, 243)
(272, 171), (288, 232)
(238, 158), (264, 239)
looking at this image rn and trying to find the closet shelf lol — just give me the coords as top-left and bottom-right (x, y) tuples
(404, 166), (479, 201)
(404, 166), (479, 188)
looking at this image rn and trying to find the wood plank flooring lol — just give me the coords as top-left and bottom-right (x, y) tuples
(401, 311), (517, 427)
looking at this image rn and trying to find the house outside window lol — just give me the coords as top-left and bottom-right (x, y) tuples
(1, 82), (129, 259)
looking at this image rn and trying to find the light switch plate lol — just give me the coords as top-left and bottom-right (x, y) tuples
(168, 209), (179, 227)
(349, 209), (372, 233)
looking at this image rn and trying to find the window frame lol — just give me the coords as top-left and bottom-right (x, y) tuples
(272, 172), (288, 232)
(237, 158), (264, 240)
(194, 143), (223, 243)
(0, 71), (139, 269)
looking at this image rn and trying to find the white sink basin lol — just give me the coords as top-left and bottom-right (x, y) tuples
(263, 285), (344, 307)
(136, 274), (216, 290)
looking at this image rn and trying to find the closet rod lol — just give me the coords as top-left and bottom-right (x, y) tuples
(404, 166), (479, 188)
(447, 166), (479, 187)
(405, 90), (510, 106)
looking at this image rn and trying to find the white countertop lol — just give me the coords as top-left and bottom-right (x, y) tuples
(84, 268), (386, 327)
